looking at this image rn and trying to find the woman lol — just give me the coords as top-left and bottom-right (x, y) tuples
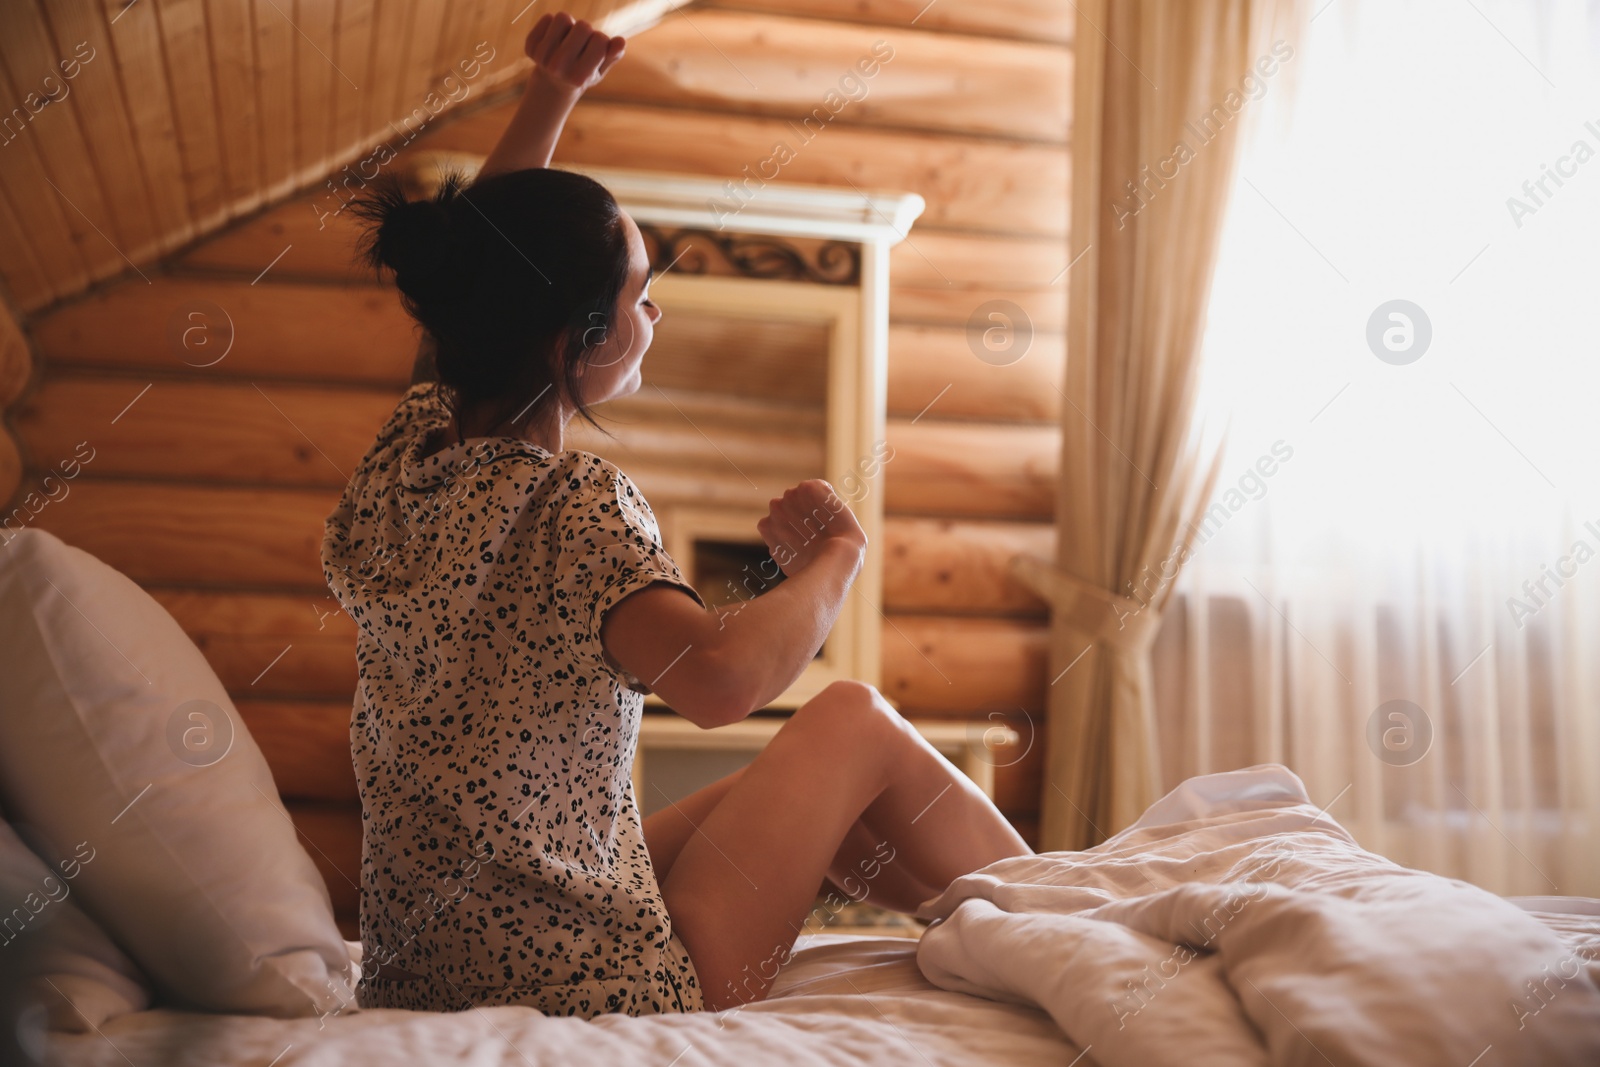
(322, 11), (1032, 1019)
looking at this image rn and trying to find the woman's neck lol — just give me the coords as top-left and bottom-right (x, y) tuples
(447, 400), (568, 454)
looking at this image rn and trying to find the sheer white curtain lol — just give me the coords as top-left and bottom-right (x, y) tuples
(1163, 0), (1600, 896)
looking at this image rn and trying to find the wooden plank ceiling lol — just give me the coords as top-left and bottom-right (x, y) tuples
(0, 0), (689, 315)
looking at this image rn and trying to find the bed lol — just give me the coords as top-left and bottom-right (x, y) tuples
(36, 769), (1600, 1067)
(5, 528), (1600, 1067)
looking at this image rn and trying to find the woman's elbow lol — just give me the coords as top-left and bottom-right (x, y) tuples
(666, 647), (756, 729)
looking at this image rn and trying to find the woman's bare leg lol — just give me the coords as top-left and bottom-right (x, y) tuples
(821, 817), (944, 915)
(639, 766), (747, 881)
(659, 679), (1031, 1011)
(643, 766), (944, 913)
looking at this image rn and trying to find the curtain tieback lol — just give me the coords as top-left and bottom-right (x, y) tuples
(1010, 554), (1163, 654)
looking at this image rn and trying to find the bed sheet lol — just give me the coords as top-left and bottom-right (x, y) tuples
(41, 932), (1078, 1067)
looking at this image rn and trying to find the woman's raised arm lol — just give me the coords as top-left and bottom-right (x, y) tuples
(405, 14), (622, 386)
(478, 12), (626, 179)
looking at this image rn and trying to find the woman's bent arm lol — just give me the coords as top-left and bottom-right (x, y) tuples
(601, 481), (868, 727)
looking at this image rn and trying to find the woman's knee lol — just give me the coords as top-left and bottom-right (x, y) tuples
(793, 679), (908, 740)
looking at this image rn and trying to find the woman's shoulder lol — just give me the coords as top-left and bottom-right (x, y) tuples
(550, 449), (640, 494)
(546, 450), (657, 525)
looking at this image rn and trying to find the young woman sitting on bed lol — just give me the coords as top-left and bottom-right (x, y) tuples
(323, 11), (1032, 1020)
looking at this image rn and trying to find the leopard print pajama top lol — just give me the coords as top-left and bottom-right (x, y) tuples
(320, 380), (704, 1019)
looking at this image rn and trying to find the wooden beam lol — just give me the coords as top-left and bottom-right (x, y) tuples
(888, 323), (1063, 423)
(889, 230), (1070, 290)
(150, 591), (358, 704)
(25, 479), (330, 588)
(883, 516), (1052, 616)
(498, 0), (700, 38)
(13, 375), (398, 488)
(15, 466), (786, 589)
(0, 0), (720, 315)
(0, 296), (30, 507)
(880, 613), (1047, 713)
(284, 800), (361, 929)
(13, 374), (826, 490)
(587, 9), (1070, 143)
(30, 276), (420, 384)
(0, 299), (31, 407)
(172, 195), (373, 282)
(291, 0), (341, 179)
(891, 284), (1065, 332)
(425, 100), (1070, 236)
(886, 417), (1059, 519)
(238, 699), (359, 803)
(699, 0), (1073, 45)
(150, 586), (354, 641)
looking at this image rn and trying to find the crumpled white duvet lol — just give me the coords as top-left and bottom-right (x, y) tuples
(914, 764), (1600, 1067)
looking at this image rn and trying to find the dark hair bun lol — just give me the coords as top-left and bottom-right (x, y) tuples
(348, 165), (631, 440)
(350, 172), (475, 305)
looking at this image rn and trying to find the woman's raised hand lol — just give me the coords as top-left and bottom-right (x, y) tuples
(524, 12), (626, 94)
(756, 480), (867, 578)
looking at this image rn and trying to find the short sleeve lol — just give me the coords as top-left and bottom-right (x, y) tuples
(549, 456), (706, 679)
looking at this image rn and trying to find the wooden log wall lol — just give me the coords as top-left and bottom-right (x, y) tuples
(0, 297), (25, 502)
(6, 0), (1070, 932)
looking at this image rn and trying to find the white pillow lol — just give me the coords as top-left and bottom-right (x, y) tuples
(0, 528), (358, 1018)
(0, 814), (150, 1031)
